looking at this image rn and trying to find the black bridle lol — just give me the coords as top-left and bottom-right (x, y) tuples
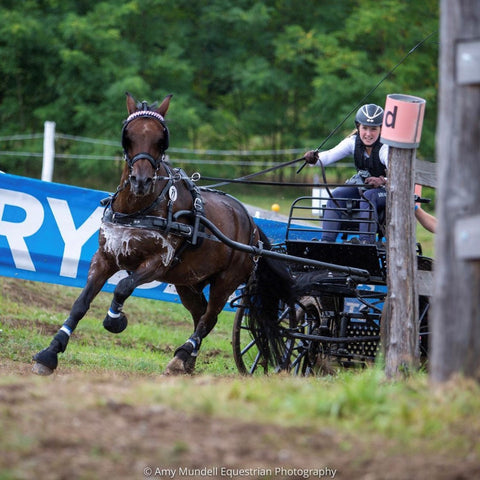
(121, 108), (170, 170)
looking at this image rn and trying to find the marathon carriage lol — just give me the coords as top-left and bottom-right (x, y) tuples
(231, 193), (433, 375)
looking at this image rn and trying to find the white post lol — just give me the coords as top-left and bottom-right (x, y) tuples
(41, 121), (56, 182)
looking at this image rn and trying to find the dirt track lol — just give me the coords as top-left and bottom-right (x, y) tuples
(1, 360), (479, 480)
(1, 280), (479, 479)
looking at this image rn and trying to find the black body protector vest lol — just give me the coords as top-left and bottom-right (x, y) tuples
(353, 134), (386, 178)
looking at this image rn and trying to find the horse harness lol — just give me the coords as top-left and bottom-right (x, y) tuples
(102, 106), (257, 267)
(102, 166), (212, 244)
(102, 171), (258, 268)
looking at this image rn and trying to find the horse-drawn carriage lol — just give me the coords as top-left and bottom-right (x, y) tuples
(32, 94), (433, 377)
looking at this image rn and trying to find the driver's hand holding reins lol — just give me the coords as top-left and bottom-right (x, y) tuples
(304, 150), (319, 165)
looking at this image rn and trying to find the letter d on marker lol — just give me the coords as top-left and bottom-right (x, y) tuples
(384, 105), (398, 128)
(381, 93), (426, 149)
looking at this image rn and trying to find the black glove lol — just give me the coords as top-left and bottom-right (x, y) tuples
(304, 150), (319, 164)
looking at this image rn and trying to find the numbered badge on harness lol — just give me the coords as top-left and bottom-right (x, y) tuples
(169, 185), (177, 202)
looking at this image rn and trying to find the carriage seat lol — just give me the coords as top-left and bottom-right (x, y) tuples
(323, 197), (386, 243)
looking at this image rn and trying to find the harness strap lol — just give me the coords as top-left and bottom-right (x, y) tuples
(103, 207), (217, 240)
(176, 168), (205, 247)
(102, 207), (219, 243)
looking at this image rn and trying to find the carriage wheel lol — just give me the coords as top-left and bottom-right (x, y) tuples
(232, 302), (267, 375)
(289, 296), (342, 376)
(232, 300), (302, 375)
(291, 297), (323, 376)
(379, 294), (431, 365)
(417, 256), (432, 363)
(232, 296), (340, 376)
(418, 295), (430, 360)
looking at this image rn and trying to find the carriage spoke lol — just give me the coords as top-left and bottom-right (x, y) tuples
(248, 351), (267, 375)
(240, 338), (258, 357)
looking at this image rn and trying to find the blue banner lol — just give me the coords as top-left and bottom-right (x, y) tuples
(0, 173), (304, 310)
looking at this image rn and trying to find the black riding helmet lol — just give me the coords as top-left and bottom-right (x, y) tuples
(355, 104), (384, 127)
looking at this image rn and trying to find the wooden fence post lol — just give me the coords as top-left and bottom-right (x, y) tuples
(431, 0), (480, 383)
(380, 94), (426, 378)
(383, 147), (419, 377)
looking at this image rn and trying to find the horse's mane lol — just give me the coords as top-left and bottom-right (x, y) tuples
(135, 99), (159, 111)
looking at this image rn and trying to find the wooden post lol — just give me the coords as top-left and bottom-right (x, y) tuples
(381, 94), (426, 378)
(383, 148), (419, 377)
(431, 0), (480, 383)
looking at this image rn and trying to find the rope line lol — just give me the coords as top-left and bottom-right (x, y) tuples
(296, 31), (437, 174)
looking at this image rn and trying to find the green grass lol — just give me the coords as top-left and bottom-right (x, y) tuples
(126, 367), (480, 455)
(1, 278), (479, 462)
(0, 278), (237, 376)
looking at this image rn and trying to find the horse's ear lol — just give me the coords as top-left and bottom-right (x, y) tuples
(156, 94), (173, 117)
(126, 92), (138, 114)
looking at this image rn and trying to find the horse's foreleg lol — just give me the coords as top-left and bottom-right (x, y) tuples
(102, 274), (137, 334)
(103, 266), (160, 334)
(32, 256), (114, 375)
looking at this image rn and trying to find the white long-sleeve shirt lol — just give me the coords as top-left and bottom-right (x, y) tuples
(313, 135), (389, 169)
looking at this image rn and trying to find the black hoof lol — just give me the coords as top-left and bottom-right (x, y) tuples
(174, 347), (191, 363)
(32, 362), (54, 376)
(184, 355), (197, 374)
(172, 343), (197, 374)
(103, 312), (128, 334)
(33, 348), (58, 371)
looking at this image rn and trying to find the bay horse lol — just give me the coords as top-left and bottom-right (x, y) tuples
(32, 92), (295, 375)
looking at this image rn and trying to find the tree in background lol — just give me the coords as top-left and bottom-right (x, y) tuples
(0, 0), (438, 186)
(307, 0), (438, 159)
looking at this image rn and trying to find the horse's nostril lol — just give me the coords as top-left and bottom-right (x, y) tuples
(129, 175), (153, 195)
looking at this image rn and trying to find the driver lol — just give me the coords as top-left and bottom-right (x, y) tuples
(304, 103), (388, 243)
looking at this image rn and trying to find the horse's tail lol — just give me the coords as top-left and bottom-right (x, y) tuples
(242, 228), (298, 369)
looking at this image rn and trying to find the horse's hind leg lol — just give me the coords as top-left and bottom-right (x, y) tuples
(32, 255), (115, 375)
(165, 280), (237, 375)
(164, 285), (207, 375)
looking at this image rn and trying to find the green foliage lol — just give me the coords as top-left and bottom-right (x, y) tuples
(0, 0), (438, 186)
(308, 0), (438, 157)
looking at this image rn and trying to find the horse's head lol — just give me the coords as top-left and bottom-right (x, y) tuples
(122, 92), (172, 196)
